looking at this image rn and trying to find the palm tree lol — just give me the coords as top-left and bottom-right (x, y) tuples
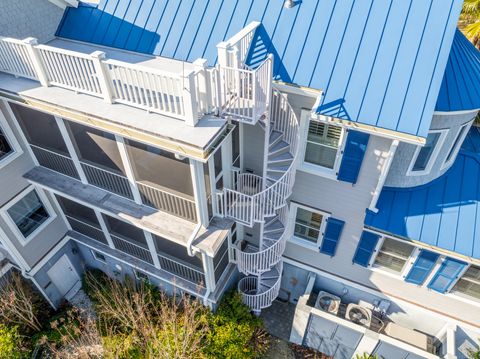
(460, 0), (480, 49)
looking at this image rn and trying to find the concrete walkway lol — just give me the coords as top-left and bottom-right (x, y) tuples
(260, 300), (296, 341)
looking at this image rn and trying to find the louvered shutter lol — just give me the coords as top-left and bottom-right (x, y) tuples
(405, 250), (439, 285)
(428, 257), (467, 293)
(337, 130), (370, 184)
(353, 231), (380, 267)
(320, 218), (345, 256)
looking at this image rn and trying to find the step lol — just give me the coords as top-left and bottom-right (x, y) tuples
(268, 140), (289, 156)
(266, 172), (283, 183)
(264, 230), (283, 241)
(268, 151), (293, 164)
(268, 131), (284, 149)
(264, 220), (284, 233)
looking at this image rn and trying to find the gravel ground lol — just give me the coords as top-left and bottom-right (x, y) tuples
(68, 289), (97, 320)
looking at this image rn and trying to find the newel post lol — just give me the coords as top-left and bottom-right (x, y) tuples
(183, 70), (199, 127)
(90, 51), (114, 103)
(23, 37), (49, 87)
(193, 58), (212, 114)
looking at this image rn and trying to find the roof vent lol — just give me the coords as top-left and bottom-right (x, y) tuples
(284, 0), (296, 9)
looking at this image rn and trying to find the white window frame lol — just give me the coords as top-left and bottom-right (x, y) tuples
(369, 235), (417, 278)
(288, 202), (330, 250)
(298, 111), (346, 180)
(91, 250), (107, 263)
(441, 122), (470, 170)
(0, 186), (57, 246)
(0, 106), (23, 170)
(407, 129), (448, 176)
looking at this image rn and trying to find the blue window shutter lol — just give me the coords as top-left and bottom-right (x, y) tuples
(337, 130), (370, 184)
(320, 218), (345, 256)
(405, 250), (439, 285)
(428, 257), (467, 293)
(353, 231), (380, 267)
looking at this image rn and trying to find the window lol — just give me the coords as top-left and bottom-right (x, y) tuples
(92, 251), (106, 263)
(1, 187), (55, 243)
(0, 106), (22, 168)
(443, 123), (469, 169)
(409, 130), (447, 175)
(291, 204), (328, 247)
(452, 265), (480, 300)
(373, 238), (414, 273)
(0, 127), (13, 161)
(303, 118), (343, 171)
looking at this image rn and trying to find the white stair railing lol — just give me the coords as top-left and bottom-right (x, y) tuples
(0, 37), (38, 79)
(221, 89), (299, 225)
(218, 55), (273, 125)
(236, 207), (289, 275)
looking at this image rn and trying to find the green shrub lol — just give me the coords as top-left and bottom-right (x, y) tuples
(0, 325), (29, 359)
(203, 291), (269, 359)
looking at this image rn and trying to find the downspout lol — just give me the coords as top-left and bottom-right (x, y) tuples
(187, 222), (203, 257)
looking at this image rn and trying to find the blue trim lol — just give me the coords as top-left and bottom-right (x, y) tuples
(320, 217), (345, 257)
(337, 130), (370, 184)
(428, 257), (467, 293)
(405, 250), (439, 285)
(353, 231), (380, 267)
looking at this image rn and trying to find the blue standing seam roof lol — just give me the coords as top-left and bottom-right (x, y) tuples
(435, 30), (480, 112)
(56, 0), (464, 139)
(365, 127), (480, 260)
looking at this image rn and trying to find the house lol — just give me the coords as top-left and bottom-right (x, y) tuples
(0, 0), (479, 357)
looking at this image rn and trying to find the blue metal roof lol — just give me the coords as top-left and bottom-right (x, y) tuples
(435, 30), (480, 113)
(365, 127), (480, 260)
(56, 0), (463, 138)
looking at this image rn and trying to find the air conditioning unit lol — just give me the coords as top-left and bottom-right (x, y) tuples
(345, 303), (372, 328)
(314, 291), (341, 315)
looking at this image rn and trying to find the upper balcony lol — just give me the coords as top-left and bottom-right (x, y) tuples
(0, 22), (271, 156)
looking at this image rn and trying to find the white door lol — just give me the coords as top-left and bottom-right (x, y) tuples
(47, 255), (80, 298)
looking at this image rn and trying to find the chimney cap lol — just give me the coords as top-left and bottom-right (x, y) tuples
(284, 0), (295, 9)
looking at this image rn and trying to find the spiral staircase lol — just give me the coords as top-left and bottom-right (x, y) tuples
(217, 66), (300, 312)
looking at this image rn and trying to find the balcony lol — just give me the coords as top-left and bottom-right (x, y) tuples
(0, 21), (270, 128)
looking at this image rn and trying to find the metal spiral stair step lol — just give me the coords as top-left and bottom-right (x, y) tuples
(267, 151), (294, 165)
(269, 141), (290, 157)
(268, 130), (283, 149)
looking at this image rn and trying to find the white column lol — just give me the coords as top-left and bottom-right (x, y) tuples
(201, 252), (216, 293)
(115, 135), (142, 204)
(143, 231), (161, 269)
(190, 159), (209, 226)
(183, 70), (199, 127)
(354, 330), (379, 357)
(369, 139), (399, 212)
(94, 210), (115, 249)
(90, 51), (114, 103)
(54, 116), (88, 184)
(221, 134), (233, 189)
(216, 42), (230, 67)
(23, 37), (49, 86)
(192, 58), (211, 114)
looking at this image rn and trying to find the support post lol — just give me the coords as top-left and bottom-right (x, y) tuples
(190, 159), (209, 226)
(94, 210), (115, 249)
(143, 231), (161, 269)
(201, 252), (217, 293)
(23, 37), (49, 86)
(115, 134), (142, 205)
(90, 51), (114, 103)
(183, 70), (199, 126)
(216, 41), (230, 67)
(192, 58), (212, 114)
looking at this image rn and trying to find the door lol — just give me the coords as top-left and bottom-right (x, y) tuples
(47, 254), (80, 298)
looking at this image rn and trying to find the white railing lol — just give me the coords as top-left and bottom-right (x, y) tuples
(221, 89), (300, 225)
(105, 59), (197, 120)
(111, 234), (154, 265)
(219, 55), (273, 124)
(238, 262), (283, 312)
(236, 207), (288, 275)
(217, 21), (260, 68)
(80, 162), (133, 199)
(157, 253), (205, 287)
(30, 144), (79, 179)
(0, 37), (37, 79)
(37, 45), (102, 96)
(137, 182), (197, 222)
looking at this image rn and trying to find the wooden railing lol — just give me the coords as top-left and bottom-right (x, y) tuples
(30, 144), (79, 179)
(157, 253), (205, 287)
(80, 162), (133, 199)
(111, 234), (154, 265)
(137, 182), (197, 222)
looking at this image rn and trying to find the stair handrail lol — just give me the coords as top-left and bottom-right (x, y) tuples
(236, 206), (289, 275)
(222, 89), (300, 225)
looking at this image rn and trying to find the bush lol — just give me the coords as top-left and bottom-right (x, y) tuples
(0, 325), (29, 359)
(204, 291), (270, 359)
